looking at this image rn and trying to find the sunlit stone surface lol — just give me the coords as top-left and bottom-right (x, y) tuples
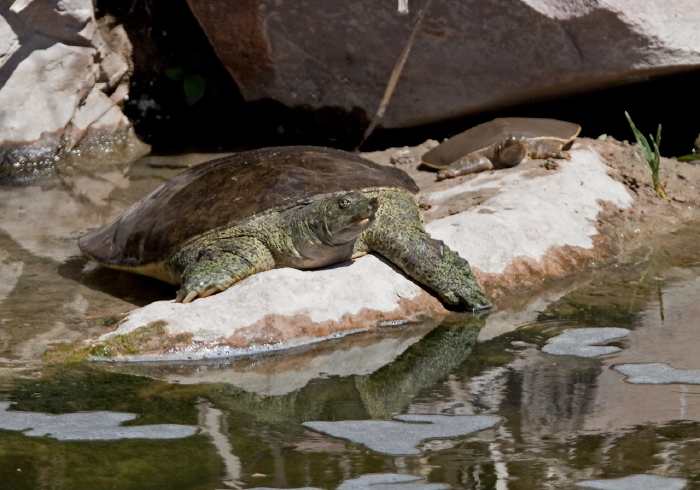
(95, 146), (636, 360)
(304, 414), (501, 455)
(426, 149), (633, 276)
(615, 363), (700, 384)
(0, 402), (197, 440)
(542, 327), (629, 357)
(576, 474), (687, 490)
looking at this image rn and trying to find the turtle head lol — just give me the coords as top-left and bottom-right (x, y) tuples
(319, 191), (379, 245)
(496, 136), (529, 167)
(289, 191), (378, 268)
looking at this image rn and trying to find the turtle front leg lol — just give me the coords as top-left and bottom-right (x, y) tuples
(170, 236), (275, 303)
(380, 231), (490, 310)
(360, 191), (491, 310)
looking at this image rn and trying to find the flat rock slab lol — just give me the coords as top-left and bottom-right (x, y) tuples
(0, 402), (197, 441)
(86, 141), (642, 361)
(576, 474), (687, 490)
(304, 414), (502, 455)
(249, 473), (449, 490)
(335, 474), (449, 490)
(542, 327), (629, 357)
(614, 363), (700, 384)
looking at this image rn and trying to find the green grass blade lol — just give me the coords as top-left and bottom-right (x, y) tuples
(625, 112), (669, 201)
(625, 112), (652, 173)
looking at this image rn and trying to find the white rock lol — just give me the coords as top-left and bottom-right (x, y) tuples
(426, 147), (633, 274)
(94, 146), (635, 360)
(0, 0), (147, 180)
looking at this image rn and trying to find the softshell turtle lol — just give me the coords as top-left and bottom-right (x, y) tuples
(79, 146), (490, 310)
(422, 117), (581, 180)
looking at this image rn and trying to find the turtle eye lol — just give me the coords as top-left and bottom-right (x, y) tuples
(339, 198), (351, 209)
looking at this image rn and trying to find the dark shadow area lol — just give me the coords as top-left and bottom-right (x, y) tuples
(366, 69), (700, 157)
(59, 256), (176, 307)
(96, 0), (369, 153)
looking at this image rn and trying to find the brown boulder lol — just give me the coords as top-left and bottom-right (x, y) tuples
(186, 0), (700, 127)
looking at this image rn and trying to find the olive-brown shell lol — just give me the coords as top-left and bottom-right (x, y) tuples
(79, 146), (419, 267)
(422, 117), (581, 168)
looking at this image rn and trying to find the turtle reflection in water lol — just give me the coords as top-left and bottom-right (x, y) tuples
(422, 117), (581, 180)
(79, 146), (491, 310)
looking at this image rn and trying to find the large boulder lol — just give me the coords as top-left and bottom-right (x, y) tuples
(185, 0), (700, 127)
(0, 0), (148, 182)
(82, 137), (700, 361)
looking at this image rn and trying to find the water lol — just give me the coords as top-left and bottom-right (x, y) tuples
(1, 157), (700, 489)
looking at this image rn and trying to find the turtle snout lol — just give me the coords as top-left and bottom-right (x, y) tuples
(365, 197), (379, 218)
(346, 197), (378, 231)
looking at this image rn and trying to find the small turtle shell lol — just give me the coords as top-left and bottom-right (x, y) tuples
(79, 146), (419, 267)
(422, 117), (581, 168)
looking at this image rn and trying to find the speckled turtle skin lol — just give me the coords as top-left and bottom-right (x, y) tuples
(422, 117), (581, 180)
(79, 146), (490, 310)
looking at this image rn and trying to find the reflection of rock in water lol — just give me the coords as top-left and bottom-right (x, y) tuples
(197, 401), (243, 489)
(467, 350), (600, 439)
(516, 352), (600, 439)
(356, 317), (483, 418)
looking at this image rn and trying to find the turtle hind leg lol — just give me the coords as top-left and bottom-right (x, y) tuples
(436, 154), (494, 180)
(528, 140), (572, 160)
(170, 236), (275, 303)
(362, 191), (490, 310)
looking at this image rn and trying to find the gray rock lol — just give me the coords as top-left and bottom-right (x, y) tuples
(577, 474), (687, 490)
(186, 0), (700, 127)
(336, 474), (449, 489)
(615, 363), (700, 384)
(249, 474), (449, 490)
(303, 414), (502, 455)
(542, 327), (629, 357)
(0, 402), (197, 440)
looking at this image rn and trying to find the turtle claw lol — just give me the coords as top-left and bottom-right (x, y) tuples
(177, 289), (199, 304)
(199, 286), (224, 298)
(459, 293), (492, 311)
(176, 284), (226, 303)
(443, 284), (492, 311)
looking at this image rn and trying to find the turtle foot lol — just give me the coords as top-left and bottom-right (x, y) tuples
(435, 264), (491, 311)
(176, 280), (230, 303)
(176, 284), (228, 303)
(174, 252), (243, 303)
(172, 237), (276, 304)
(418, 240), (491, 311)
(448, 285), (492, 311)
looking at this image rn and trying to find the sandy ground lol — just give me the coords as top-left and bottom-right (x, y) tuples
(369, 136), (700, 264)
